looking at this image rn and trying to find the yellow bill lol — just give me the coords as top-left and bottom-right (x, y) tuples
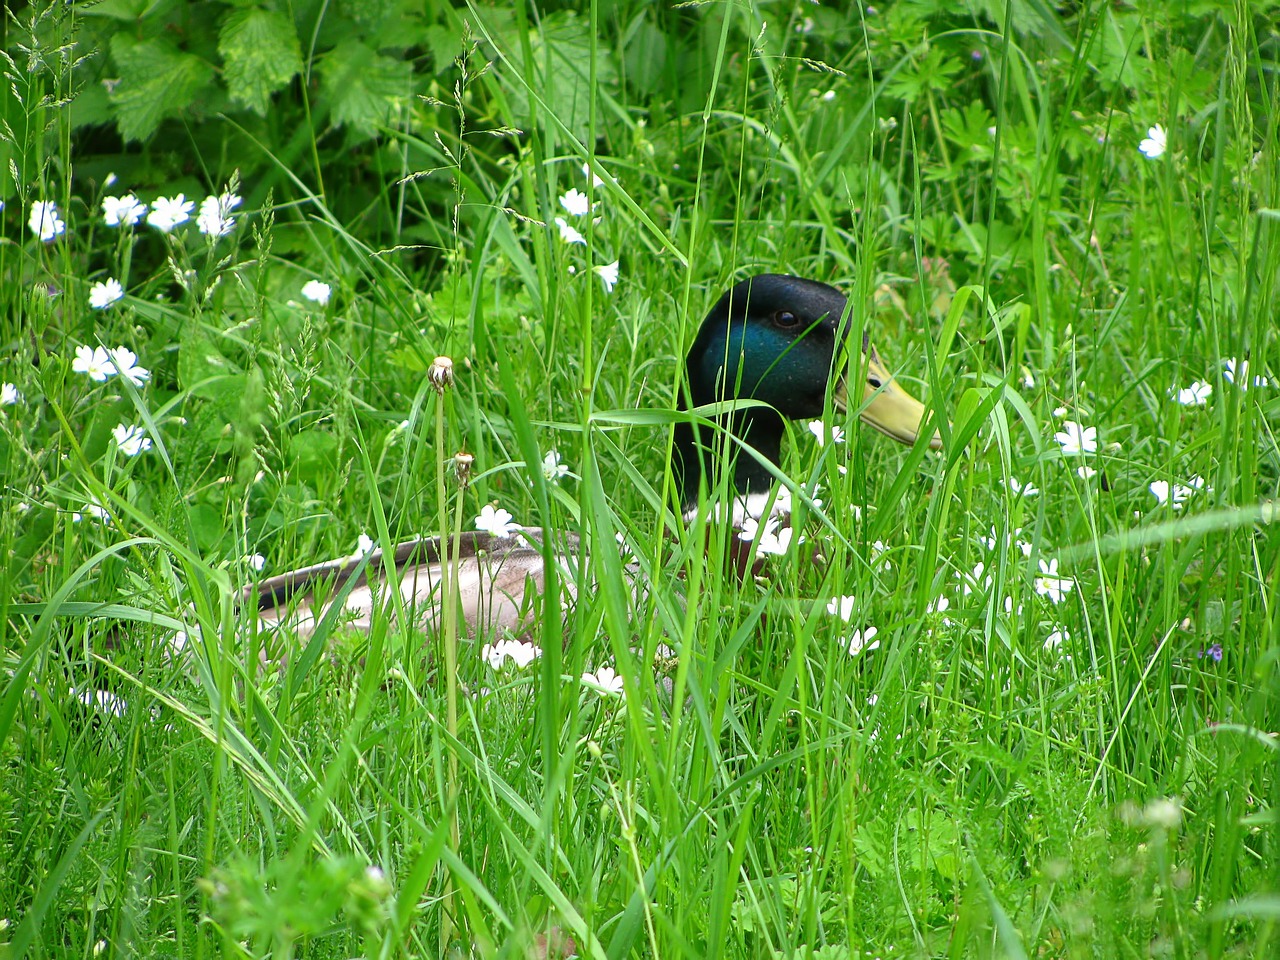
(834, 346), (944, 450)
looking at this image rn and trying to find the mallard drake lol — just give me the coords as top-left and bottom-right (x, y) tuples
(250, 274), (942, 640)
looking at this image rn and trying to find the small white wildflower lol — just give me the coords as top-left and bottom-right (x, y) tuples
(1021, 370), (1035, 389)
(73, 499), (111, 523)
(825, 595), (856, 622)
(821, 89), (836, 102)
(582, 663), (625, 696)
(806, 420), (845, 447)
(1138, 124), (1167, 159)
(1172, 379), (1212, 406)
(475, 503), (521, 538)
(959, 561), (992, 596)
(196, 191), (242, 237)
(582, 162), (605, 187)
(29, 200), (66, 241)
(482, 638), (541, 669)
(89, 277), (125, 310)
(1076, 465), (1097, 480)
(1044, 628), (1070, 651)
(1054, 420), (1097, 455)
(1223, 357), (1270, 388)
(554, 217), (586, 245)
(847, 626), (880, 657)
(1034, 558), (1074, 604)
(112, 424), (151, 456)
(1007, 477), (1040, 497)
(146, 194), (194, 232)
(101, 194), (147, 227)
(593, 259), (619, 293)
(108, 346), (150, 387)
(738, 515), (794, 557)
(541, 449), (570, 482)
(301, 279), (332, 305)
(1, 383), (20, 406)
(72, 345), (115, 382)
(559, 187), (591, 217)
(245, 553), (266, 572)
(928, 595), (950, 615)
(352, 532), (376, 557)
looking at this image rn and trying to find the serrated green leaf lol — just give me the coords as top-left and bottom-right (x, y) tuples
(108, 34), (214, 142)
(218, 8), (303, 116)
(317, 39), (413, 135)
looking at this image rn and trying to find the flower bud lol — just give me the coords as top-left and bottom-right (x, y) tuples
(428, 355), (454, 392)
(454, 450), (474, 486)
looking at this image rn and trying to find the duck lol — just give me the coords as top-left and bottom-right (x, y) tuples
(248, 274), (943, 641)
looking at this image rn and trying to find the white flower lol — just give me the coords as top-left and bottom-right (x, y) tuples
(738, 515), (794, 557)
(1172, 380), (1212, 406)
(928, 595), (950, 615)
(196, 191), (242, 237)
(88, 277), (125, 310)
(582, 162), (605, 188)
(554, 217), (586, 245)
(1, 383), (20, 406)
(1076, 466), (1097, 480)
(1222, 357), (1269, 388)
(1138, 124), (1167, 159)
(582, 663), (625, 696)
(1034, 558), (1074, 604)
(146, 194), (194, 232)
(806, 420), (845, 447)
(979, 525), (1032, 558)
(245, 553), (267, 572)
(559, 187), (591, 217)
(1006, 477), (1039, 497)
(541, 450), (570, 482)
(482, 638), (542, 669)
(1021, 371), (1035, 389)
(826, 595), (856, 621)
(101, 194), (146, 227)
(959, 561), (992, 596)
(352, 533), (376, 557)
(1150, 476), (1206, 510)
(72, 345), (114, 381)
(112, 424), (151, 456)
(1054, 420), (1097, 455)
(108, 346), (150, 387)
(475, 503), (521, 538)
(846, 626), (880, 657)
(29, 201), (65, 241)
(73, 498), (111, 523)
(301, 279), (332, 305)
(593, 259), (619, 293)
(1044, 628), (1070, 651)
(821, 89), (837, 102)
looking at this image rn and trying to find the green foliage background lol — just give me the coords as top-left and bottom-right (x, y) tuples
(1, 1), (1277, 958)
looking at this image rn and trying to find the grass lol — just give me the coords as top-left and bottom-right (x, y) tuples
(1, 1), (1278, 957)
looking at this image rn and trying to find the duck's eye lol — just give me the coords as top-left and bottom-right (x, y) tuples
(773, 310), (799, 328)
(867, 375), (883, 389)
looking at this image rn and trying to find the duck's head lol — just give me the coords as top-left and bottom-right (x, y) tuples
(675, 273), (942, 505)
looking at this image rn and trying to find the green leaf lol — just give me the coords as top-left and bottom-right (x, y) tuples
(317, 39), (413, 135)
(218, 8), (303, 116)
(108, 34), (214, 142)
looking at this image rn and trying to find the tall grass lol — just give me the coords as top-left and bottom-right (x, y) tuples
(1, 1), (1276, 957)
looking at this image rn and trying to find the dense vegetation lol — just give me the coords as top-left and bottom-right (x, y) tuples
(1, 1), (1277, 957)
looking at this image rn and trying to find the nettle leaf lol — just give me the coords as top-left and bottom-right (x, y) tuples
(109, 34), (215, 142)
(490, 11), (617, 142)
(218, 7), (303, 116)
(318, 39), (413, 136)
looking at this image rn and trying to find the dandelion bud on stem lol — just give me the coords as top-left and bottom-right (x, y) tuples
(428, 355), (454, 392)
